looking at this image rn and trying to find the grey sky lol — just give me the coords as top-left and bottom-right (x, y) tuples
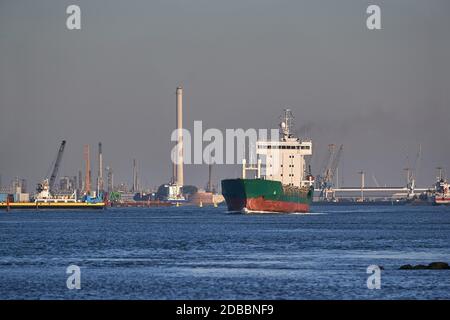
(1, 0), (449, 190)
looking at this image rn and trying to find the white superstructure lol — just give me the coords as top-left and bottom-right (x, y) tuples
(244, 109), (313, 188)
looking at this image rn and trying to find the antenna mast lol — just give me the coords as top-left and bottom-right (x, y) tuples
(280, 108), (295, 140)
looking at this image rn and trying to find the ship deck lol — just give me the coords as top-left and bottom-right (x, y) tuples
(0, 202), (105, 210)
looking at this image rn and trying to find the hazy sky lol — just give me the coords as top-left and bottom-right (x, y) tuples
(1, 0), (449, 191)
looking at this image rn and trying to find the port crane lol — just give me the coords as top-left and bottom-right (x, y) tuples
(328, 145), (427, 202)
(36, 140), (66, 198)
(316, 144), (343, 200)
(404, 144), (422, 198)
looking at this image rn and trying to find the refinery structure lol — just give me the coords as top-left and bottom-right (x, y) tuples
(0, 85), (223, 210)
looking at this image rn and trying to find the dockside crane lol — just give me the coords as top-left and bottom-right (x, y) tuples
(48, 140), (66, 194)
(327, 144), (343, 184)
(317, 144), (343, 200)
(36, 140), (66, 198)
(316, 144), (335, 189)
(404, 144), (422, 198)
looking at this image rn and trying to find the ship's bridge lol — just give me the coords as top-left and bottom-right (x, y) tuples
(256, 139), (312, 155)
(256, 139), (312, 188)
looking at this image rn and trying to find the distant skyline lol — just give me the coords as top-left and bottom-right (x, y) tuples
(1, 0), (449, 190)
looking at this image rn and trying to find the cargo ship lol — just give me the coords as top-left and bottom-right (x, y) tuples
(222, 109), (314, 213)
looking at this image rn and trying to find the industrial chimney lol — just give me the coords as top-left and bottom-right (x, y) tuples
(176, 86), (184, 187)
(132, 158), (138, 192)
(84, 144), (91, 195)
(97, 142), (104, 194)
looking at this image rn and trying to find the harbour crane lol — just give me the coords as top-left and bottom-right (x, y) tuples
(328, 144), (343, 184)
(317, 144), (343, 200)
(36, 140), (66, 197)
(372, 174), (380, 188)
(48, 140), (66, 194)
(404, 144), (422, 198)
(316, 144), (335, 189)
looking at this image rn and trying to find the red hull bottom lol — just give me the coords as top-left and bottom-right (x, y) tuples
(226, 197), (309, 213)
(435, 197), (450, 205)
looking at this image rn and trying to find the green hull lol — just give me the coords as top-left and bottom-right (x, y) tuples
(221, 179), (313, 213)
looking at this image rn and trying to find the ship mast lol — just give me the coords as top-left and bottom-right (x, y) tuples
(280, 108), (295, 140)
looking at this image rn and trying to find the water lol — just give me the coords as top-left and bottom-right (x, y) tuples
(0, 205), (449, 299)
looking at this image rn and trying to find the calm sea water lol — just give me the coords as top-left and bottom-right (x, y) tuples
(0, 205), (449, 300)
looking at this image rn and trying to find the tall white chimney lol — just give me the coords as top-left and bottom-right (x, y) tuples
(97, 142), (103, 193)
(176, 86), (184, 186)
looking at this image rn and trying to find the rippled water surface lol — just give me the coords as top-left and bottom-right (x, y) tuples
(0, 205), (449, 299)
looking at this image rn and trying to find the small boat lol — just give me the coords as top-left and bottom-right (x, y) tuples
(432, 179), (450, 205)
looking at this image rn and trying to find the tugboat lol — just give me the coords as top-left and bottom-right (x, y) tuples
(221, 109), (314, 213)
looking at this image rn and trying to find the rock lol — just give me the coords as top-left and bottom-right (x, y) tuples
(399, 262), (450, 270)
(428, 262), (450, 270)
(399, 264), (413, 270)
(412, 264), (428, 270)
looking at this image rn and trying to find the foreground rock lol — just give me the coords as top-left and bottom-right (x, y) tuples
(428, 262), (450, 269)
(399, 262), (450, 270)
